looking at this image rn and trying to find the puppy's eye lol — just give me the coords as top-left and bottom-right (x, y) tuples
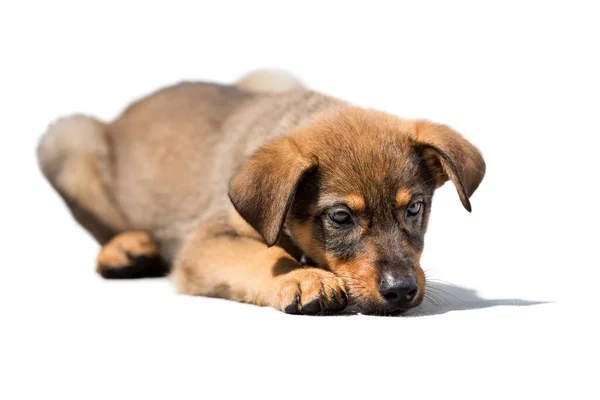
(329, 210), (354, 227)
(406, 201), (422, 217)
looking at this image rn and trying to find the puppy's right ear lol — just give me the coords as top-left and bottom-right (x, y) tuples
(229, 137), (316, 247)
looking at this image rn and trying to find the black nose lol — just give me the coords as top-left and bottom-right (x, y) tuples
(379, 276), (418, 307)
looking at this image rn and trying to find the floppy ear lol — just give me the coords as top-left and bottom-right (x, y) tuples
(228, 137), (316, 246)
(411, 121), (486, 212)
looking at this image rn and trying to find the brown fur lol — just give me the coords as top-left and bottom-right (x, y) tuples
(395, 188), (412, 206)
(37, 70), (485, 315)
(344, 194), (366, 212)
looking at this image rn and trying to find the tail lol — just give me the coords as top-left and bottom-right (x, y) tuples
(37, 115), (128, 243)
(235, 69), (304, 93)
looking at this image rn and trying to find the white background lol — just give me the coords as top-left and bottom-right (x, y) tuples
(0, 1), (596, 399)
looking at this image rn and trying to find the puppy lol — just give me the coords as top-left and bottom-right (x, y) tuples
(37, 70), (485, 315)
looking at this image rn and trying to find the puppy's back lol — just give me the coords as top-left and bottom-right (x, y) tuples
(105, 80), (345, 259)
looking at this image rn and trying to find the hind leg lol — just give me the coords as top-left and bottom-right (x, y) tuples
(38, 115), (170, 278)
(97, 231), (168, 279)
(37, 115), (128, 244)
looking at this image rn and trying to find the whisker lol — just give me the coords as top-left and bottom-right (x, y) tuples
(424, 287), (449, 305)
(426, 285), (463, 303)
(424, 292), (444, 306)
(424, 294), (441, 307)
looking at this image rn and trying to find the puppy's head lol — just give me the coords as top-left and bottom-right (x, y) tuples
(229, 108), (485, 314)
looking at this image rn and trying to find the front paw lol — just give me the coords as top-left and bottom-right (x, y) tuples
(271, 268), (348, 315)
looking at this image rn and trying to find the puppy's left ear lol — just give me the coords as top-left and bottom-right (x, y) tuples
(229, 136), (316, 246)
(411, 121), (486, 212)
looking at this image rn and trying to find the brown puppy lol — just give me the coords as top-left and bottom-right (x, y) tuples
(37, 70), (485, 315)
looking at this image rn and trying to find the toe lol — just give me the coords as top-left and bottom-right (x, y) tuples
(276, 282), (301, 313)
(299, 280), (325, 314)
(301, 297), (323, 314)
(326, 289), (347, 312)
(284, 293), (301, 314)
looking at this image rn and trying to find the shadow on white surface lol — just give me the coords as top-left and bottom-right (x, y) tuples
(404, 281), (551, 316)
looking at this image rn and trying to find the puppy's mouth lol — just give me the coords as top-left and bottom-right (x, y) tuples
(320, 262), (425, 315)
(337, 276), (423, 316)
(345, 294), (418, 316)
